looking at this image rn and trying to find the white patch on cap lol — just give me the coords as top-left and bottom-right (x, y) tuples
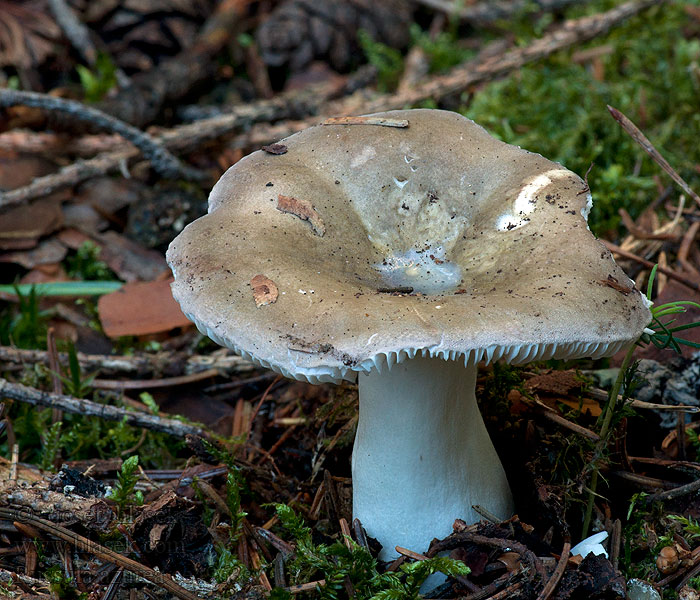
(497, 169), (569, 232)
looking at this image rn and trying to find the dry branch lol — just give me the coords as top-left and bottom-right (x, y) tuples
(0, 131), (123, 156)
(0, 0), (662, 209)
(47, 0), (97, 65)
(608, 104), (700, 208)
(536, 539), (571, 600)
(428, 531), (547, 580)
(0, 345), (255, 376)
(0, 83), (338, 210)
(416, 0), (586, 25)
(0, 378), (209, 438)
(354, 0), (664, 113)
(602, 240), (700, 291)
(0, 90), (203, 181)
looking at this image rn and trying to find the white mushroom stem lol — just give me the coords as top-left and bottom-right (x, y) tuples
(353, 356), (513, 560)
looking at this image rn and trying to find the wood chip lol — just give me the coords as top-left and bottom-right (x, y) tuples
(262, 143), (288, 155)
(94, 231), (169, 282)
(251, 274), (278, 307)
(60, 228), (169, 282)
(0, 239), (67, 268)
(98, 278), (192, 337)
(276, 194), (326, 236)
(322, 116), (409, 128)
(0, 197), (64, 250)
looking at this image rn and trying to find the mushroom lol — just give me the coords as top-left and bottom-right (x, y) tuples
(166, 109), (652, 560)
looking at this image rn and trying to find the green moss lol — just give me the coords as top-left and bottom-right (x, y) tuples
(463, 2), (700, 234)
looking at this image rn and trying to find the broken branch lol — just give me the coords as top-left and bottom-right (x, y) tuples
(0, 89), (204, 181)
(0, 378), (209, 438)
(608, 104), (700, 209)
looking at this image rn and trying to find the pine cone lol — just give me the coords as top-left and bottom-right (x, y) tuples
(256, 0), (413, 72)
(74, 0), (217, 73)
(0, 1), (62, 69)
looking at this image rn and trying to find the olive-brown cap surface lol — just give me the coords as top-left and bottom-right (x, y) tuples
(167, 109), (651, 383)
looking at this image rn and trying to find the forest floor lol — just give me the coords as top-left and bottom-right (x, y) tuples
(2, 1), (700, 599)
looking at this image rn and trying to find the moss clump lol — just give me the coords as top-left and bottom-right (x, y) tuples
(464, 2), (700, 235)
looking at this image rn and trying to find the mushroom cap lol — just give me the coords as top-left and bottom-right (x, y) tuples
(167, 109), (651, 383)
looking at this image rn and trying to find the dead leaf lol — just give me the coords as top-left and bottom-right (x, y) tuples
(74, 177), (141, 215)
(277, 194), (325, 236)
(57, 228), (91, 249)
(62, 203), (109, 232)
(92, 231), (169, 282)
(554, 395), (602, 418)
(323, 116), (409, 128)
(19, 263), (67, 285)
(251, 274), (278, 307)
(0, 152), (56, 189)
(284, 62), (346, 93)
(526, 370), (602, 417)
(0, 239), (66, 268)
(59, 228), (169, 281)
(98, 278), (192, 337)
(0, 197), (64, 250)
(496, 552), (522, 572)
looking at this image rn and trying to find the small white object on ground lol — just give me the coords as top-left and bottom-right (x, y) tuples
(569, 531), (609, 558)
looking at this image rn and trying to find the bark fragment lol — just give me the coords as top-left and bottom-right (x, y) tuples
(276, 194), (326, 236)
(252, 274), (279, 307)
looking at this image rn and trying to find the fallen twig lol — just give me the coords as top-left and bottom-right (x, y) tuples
(602, 240), (700, 291)
(0, 345), (255, 377)
(0, 378), (209, 438)
(0, 568), (50, 596)
(608, 105), (700, 209)
(462, 573), (523, 600)
(395, 546), (429, 560)
(92, 368), (220, 390)
(416, 0), (586, 25)
(488, 582), (524, 599)
(613, 470), (677, 490)
(609, 519), (622, 571)
(536, 539), (570, 600)
(644, 476), (700, 502)
(355, 0), (664, 114)
(678, 221), (700, 276)
(588, 386), (700, 413)
(427, 532), (547, 580)
(47, 0), (97, 65)
(0, 131), (125, 156)
(537, 406), (600, 441)
(0, 90), (203, 181)
(629, 456), (700, 472)
(286, 580), (326, 594)
(0, 507), (200, 600)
